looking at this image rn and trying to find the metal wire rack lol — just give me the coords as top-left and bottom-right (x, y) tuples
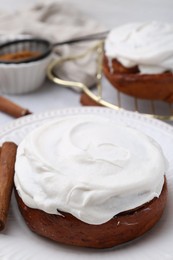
(47, 41), (173, 121)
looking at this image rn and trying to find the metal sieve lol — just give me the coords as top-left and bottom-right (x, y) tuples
(0, 31), (108, 64)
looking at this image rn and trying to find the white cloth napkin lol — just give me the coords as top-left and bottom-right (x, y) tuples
(0, 0), (105, 90)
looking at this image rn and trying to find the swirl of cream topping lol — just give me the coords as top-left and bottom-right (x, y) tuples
(14, 115), (167, 225)
(105, 21), (173, 74)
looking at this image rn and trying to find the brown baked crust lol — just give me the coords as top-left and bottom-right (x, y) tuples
(103, 56), (173, 103)
(15, 179), (167, 249)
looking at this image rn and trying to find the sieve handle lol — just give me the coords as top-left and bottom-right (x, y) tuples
(52, 31), (109, 47)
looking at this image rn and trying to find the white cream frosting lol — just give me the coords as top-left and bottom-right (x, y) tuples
(105, 21), (173, 74)
(14, 115), (167, 225)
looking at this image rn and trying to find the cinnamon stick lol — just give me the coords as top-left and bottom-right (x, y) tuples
(0, 96), (32, 118)
(0, 142), (17, 231)
(80, 92), (103, 107)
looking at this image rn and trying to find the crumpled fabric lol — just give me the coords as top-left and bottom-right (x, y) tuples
(0, 0), (105, 90)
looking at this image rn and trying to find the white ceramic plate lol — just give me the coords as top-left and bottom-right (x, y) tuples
(0, 107), (172, 260)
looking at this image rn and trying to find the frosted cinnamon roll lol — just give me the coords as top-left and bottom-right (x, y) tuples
(14, 114), (167, 248)
(104, 21), (173, 102)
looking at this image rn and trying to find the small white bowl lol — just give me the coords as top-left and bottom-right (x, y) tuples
(0, 54), (52, 94)
(0, 35), (53, 94)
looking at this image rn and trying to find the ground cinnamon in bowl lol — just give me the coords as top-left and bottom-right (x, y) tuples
(0, 50), (40, 62)
(0, 38), (52, 94)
